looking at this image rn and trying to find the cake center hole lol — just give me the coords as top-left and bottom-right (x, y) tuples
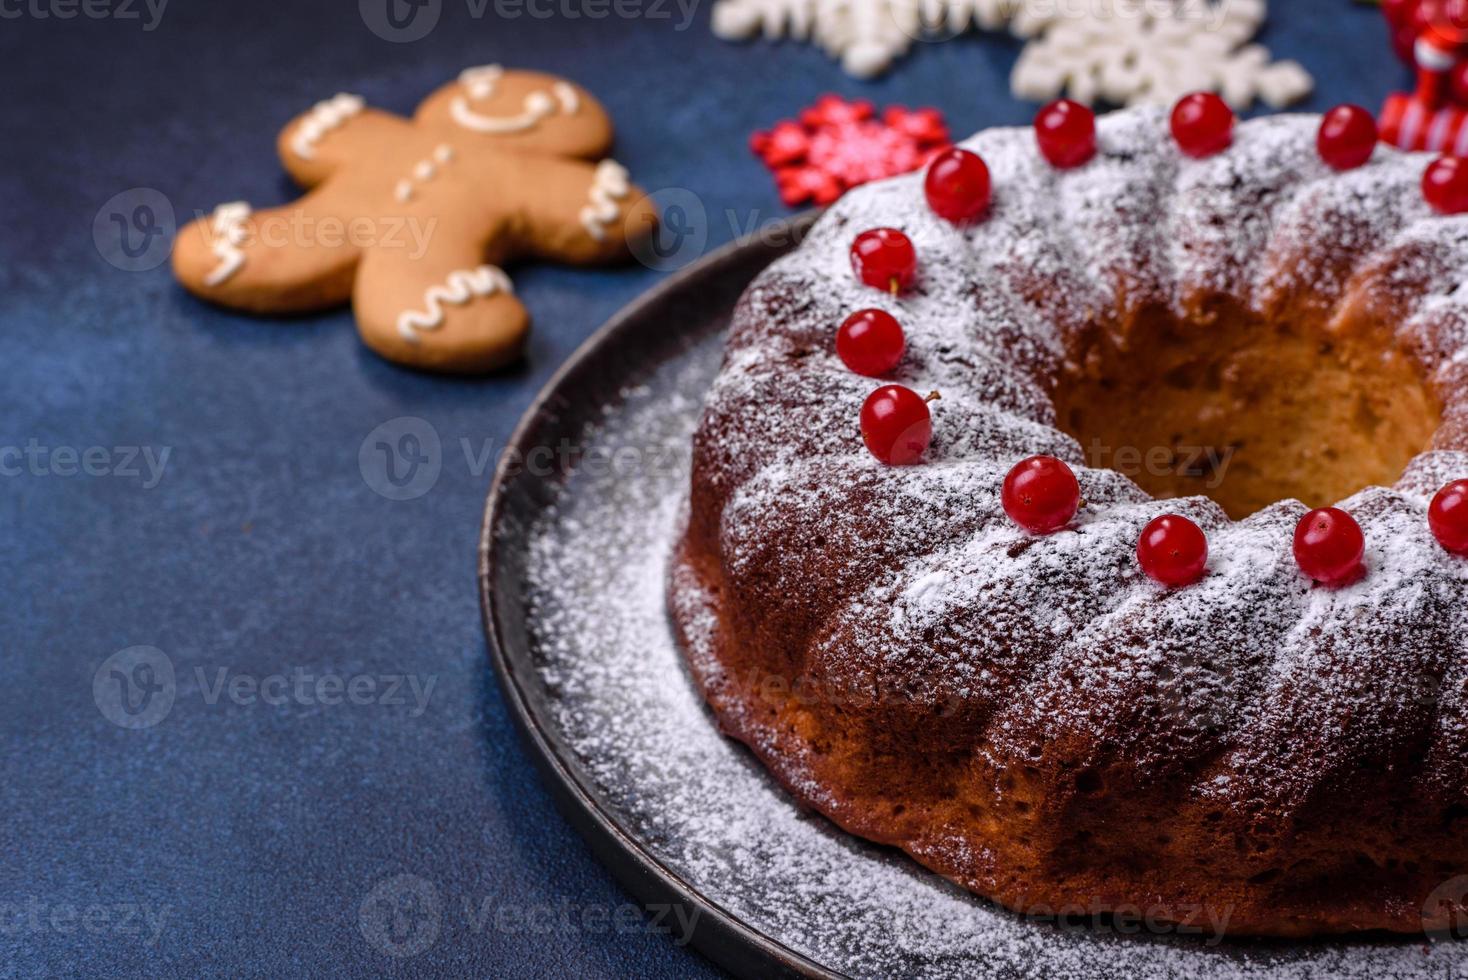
(1051, 310), (1441, 520)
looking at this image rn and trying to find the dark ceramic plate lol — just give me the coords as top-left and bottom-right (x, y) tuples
(477, 214), (1464, 979)
(479, 213), (827, 978)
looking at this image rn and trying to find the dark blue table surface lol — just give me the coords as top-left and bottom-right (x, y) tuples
(0, 2), (1406, 976)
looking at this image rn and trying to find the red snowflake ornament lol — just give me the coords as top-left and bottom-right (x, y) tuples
(751, 95), (950, 207)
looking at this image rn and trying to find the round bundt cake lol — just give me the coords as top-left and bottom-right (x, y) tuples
(670, 104), (1468, 938)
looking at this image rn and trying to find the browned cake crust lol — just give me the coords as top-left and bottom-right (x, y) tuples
(669, 108), (1468, 938)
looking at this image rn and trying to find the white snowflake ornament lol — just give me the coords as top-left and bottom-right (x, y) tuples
(710, 0), (1313, 109)
(710, 0), (883, 78)
(1011, 0), (1313, 109)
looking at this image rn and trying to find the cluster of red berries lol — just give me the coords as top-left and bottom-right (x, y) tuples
(1169, 92), (1386, 173)
(848, 92), (1468, 299)
(845, 93), (1468, 460)
(1000, 457), (1468, 588)
(834, 94), (1468, 586)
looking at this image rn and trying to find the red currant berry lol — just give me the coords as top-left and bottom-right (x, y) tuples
(1423, 156), (1468, 214)
(1137, 514), (1209, 588)
(1034, 99), (1097, 169)
(1317, 105), (1378, 171)
(859, 385), (933, 465)
(1293, 507), (1366, 585)
(1170, 93), (1234, 159)
(1429, 479), (1468, 554)
(850, 228), (917, 294)
(1002, 455), (1081, 534)
(924, 148), (992, 224)
(836, 309), (905, 377)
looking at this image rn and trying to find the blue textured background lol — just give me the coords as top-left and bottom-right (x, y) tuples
(0, 2), (1408, 975)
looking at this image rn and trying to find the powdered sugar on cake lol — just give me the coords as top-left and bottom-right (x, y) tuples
(521, 334), (1467, 976)
(693, 108), (1468, 808)
(520, 107), (1468, 971)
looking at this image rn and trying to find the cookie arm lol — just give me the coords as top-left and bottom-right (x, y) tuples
(172, 186), (362, 314)
(276, 102), (416, 189)
(496, 154), (659, 265)
(351, 218), (530, 374)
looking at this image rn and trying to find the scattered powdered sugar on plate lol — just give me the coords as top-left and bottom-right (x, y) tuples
(517, 329), (1468, 979)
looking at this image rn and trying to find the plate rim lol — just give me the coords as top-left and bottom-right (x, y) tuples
(476, 212), (836, 979)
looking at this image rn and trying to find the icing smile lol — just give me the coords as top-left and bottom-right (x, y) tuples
(449, 64), (579, 134)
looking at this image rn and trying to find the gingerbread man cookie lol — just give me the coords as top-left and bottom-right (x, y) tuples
(173, 66), (658, 373)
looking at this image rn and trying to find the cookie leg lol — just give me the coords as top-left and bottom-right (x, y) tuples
(353, 241), (530, 374)
(172, 192), (362, 314)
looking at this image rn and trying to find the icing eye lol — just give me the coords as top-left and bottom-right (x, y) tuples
(526, 91), (555, 115)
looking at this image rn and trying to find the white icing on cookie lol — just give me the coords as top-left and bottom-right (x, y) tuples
(449, 64), (576, 134)
(579, 160), (630, 242)
(290, 93), (364, 160)
(203, 201), (251, 286)
(460, 64), (503, 100)
(553, 82), (580, 114)
(394, 143), (457, 203)
(396, 265), (513, 343)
